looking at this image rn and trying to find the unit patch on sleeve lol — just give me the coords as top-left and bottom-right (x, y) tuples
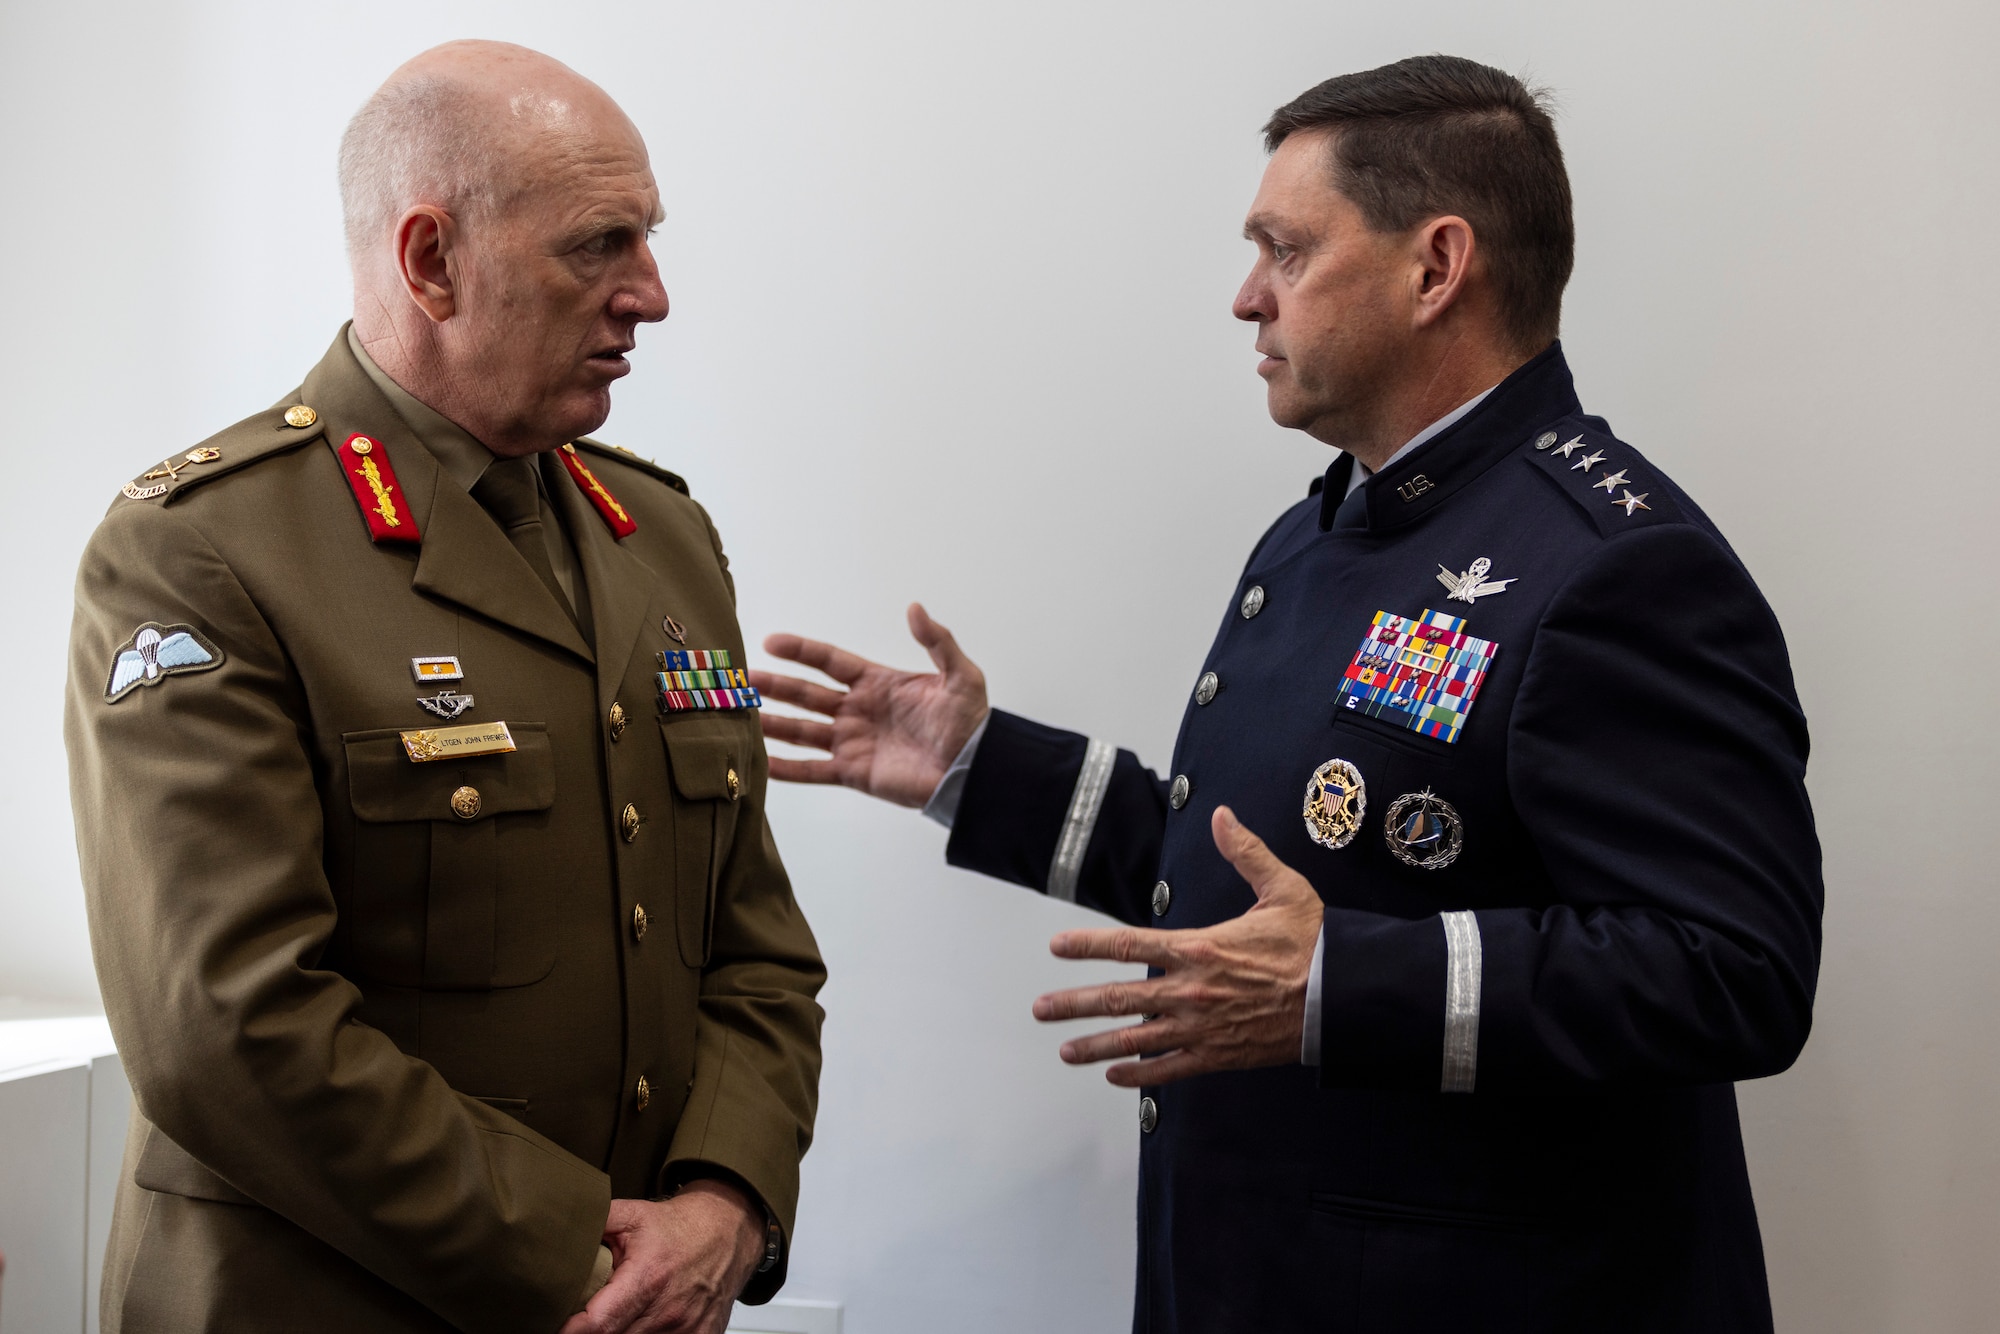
(105, 623), (223, 701)
(1334, 609), (1496, 744)
(657, 649), (763, 712)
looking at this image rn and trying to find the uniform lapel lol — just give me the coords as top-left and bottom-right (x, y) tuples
(414, 483), (595, 662)
(548, 459), (657, 702)
(301, 329), (595, 663)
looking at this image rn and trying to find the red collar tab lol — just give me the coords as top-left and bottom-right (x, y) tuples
(337, 433), (422, 544)
(556, 444), (638, 539)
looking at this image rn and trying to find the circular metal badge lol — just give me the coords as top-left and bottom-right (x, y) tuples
(1194, 671), (1218, 706)
(1302, 758), (1366, 850)
(1383, 788), (1463, 870)
(449, 785), (482, 820)
(1533, 430), (1558, 450)
(1240, 585), (1265, 619)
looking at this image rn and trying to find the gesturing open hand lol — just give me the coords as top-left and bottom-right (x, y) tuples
(1032, 806), (1325, 1085)
(751, 603), (989, 808)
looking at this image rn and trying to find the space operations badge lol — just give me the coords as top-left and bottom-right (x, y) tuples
(105, 622), (223, 702)
(1335, 608), (1496, 744)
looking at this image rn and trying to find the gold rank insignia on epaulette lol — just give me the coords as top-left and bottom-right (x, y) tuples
(122, 448), (222, 500)
(119, 401), (323, 504)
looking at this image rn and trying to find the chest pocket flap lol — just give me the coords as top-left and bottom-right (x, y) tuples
(659, 718), (747, 967)
(341, 724), (557, 990)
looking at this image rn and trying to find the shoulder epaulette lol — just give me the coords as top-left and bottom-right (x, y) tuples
(569, 436), (689, 495)
(1521, 420), (1680, 537)
(117, 399), (325, 506)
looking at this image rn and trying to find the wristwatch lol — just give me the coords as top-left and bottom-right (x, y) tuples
(758, 1215), (782, 1274)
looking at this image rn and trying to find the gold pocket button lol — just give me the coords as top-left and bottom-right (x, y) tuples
(635, 1075), (651, 1112)
(450, 786), (481, 819)
(608, 701), (627, 741)
(621, 802), (642, 842)
(726, 767), (741, 800)
(632, 904), (649, 941)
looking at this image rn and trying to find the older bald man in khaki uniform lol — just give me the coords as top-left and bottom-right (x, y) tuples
(64, 42), (823, 1334)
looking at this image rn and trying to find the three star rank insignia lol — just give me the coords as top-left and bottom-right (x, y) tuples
(337, 434), (421, 544)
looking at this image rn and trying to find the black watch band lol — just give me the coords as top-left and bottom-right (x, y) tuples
(757, 1215), (782, 1274)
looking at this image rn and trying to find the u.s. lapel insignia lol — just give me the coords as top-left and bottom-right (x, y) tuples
(555, 444), (638, 538)
(1436, 556), (1516, 604)
(1383, 788), (1463, 870)
(417, 689), (475, 720)
(105, 622), (223, 702)
(1303, 758), (1366, 850)
(410, 656), (464, 684)
(337, 434), (422, 544)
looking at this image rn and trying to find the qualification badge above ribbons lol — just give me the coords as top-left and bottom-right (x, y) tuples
(1335, 609), (1496, 744)
(658, 649), (763, 712)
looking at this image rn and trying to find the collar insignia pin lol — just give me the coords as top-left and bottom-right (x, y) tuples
(1437, 556), (1516, 603)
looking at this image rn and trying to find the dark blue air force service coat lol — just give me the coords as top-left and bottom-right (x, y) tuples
(946, 344), (1822, 1334)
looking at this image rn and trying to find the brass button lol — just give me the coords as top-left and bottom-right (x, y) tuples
(450, 786), (481, 819)
(350, 436), (374, 456)
(726, 767), (740, 800)
(1194, 672), (1218, 706)
(1139, 1096), (1158, 1134)
(608, 701), (627, 741)
(632, 904), (649, 941)
(283, 404), (317, 429)
(621, 802), (642, 842)
(635, 1075), (651, 1112)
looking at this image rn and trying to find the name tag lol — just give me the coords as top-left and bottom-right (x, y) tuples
(401, 721), (517, 763)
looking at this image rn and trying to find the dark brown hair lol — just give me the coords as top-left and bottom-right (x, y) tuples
(1264, 55), (1574, 351)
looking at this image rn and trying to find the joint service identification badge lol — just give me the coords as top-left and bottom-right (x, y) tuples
(1304, 758), (1367, 850)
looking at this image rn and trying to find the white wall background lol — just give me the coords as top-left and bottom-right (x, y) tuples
(1, 1), (1994, 1330)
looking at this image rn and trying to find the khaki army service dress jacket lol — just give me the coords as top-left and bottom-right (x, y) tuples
(64, 329), (825, 1334)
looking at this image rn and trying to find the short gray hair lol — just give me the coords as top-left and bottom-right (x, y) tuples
(337, 74), (503, 261)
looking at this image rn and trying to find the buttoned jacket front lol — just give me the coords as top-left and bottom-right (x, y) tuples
(946, 344), (1823, 1334)
(65, 331), (825, 1334)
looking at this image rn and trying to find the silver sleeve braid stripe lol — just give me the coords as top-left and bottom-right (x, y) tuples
(1439, 909), (1483, 1093)
(1044, 739), (1115, 903)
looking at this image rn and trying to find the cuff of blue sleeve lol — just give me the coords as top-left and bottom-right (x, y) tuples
(921, 713), (990, 829)
(1301, 927), (1325, 1066)
(1313, 906), (1449, 1089)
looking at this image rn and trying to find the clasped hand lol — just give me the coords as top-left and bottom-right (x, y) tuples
(754, 607), (1325, 1086)
(561, 1180), (764, 1334)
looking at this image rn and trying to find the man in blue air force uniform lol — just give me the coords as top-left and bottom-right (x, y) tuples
(754, 56), (1821, 1333)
